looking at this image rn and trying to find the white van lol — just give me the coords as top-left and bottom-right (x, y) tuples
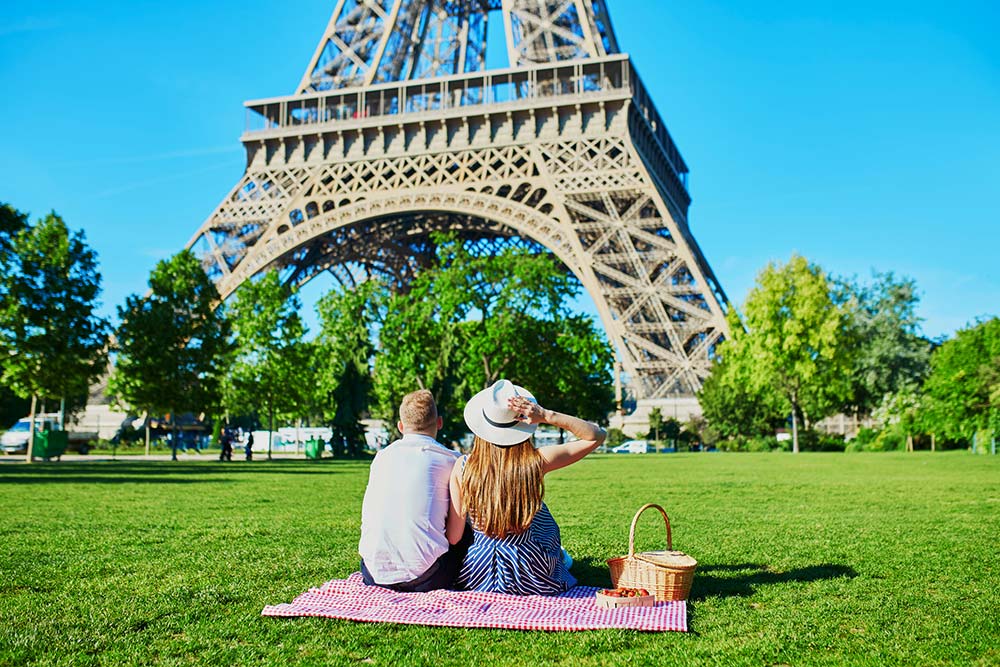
(1, 416), (59, 454)
(611, 439), (654, 454)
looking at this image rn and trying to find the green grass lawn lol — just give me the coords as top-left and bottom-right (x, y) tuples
(1, 452), (997, 666)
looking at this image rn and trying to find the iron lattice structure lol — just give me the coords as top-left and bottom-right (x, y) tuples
(187, 0), (729, 400)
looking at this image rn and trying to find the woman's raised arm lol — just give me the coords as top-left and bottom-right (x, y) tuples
(508, 396), (606, 475)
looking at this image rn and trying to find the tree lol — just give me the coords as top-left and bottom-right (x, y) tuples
(0, 203), (28, 278)
(314, 281), (379, 457)
(836, 271), (932, 415)
(921, 317), (1000, 444)
(683, 414), (721, 449)
(543, 315), (614, 424)
(224, 270), (311, 459)
(109, 250), (231, 459)
(721, 255), (855, 453)
(372, 238), (614, 443)
(0, 204), (30, 425)
(0, 213), (109, 461)
(443, 240), (578, 389)
(0, 387), (29, 431)
(871, 388), (923, 451)
(698, 349), (786, 440)
(663, 418), (681, 450)
(500, 313), (614, 428)
(372, 272), (464, 441)
(647, 406), (664, 444)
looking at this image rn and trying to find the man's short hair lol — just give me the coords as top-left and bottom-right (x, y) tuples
(399, 389), (438, 432)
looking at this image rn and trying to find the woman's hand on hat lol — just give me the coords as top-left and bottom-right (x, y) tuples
(508, 396), (546, 425)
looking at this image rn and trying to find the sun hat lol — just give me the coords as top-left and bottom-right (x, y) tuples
(463, 379), (538, 447)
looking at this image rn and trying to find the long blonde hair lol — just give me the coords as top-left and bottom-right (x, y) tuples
(461, 435), (544, 539)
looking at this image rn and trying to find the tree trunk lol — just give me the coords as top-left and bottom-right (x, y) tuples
(170, 413), (178, 461)
(906, 434), (914, 452)
(482, 355), (492, 385)
(144, 413), (151, 457)
(614, 361), (623, 415)
(267, 405), (274, 460)
(791, 399), (800, 454)
(931, 433), (936, 452)
(59, 397), (66, 431)
(25, 394), (37, 463)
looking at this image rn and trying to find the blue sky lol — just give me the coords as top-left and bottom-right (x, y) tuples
(1, 1), (997, 340)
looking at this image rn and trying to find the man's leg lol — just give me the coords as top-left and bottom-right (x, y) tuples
(359, 559), (377, 586)
(361, 557), (443, 592)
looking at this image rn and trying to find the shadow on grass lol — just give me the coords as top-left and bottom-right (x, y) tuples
(0, 459), (358, 484)
(570, 558), (857, 600)
(691, 563), (857, 600)
(570, 557), (617, 587)
(0, 476), (234, 485)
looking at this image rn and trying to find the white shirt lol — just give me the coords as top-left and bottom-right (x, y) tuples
(358, 433), (459, 584)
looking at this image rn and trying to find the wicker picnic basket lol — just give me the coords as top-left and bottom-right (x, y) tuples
(607, 503), (697, 602)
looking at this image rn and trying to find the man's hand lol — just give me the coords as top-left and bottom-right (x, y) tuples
(508, 396), (546, 425)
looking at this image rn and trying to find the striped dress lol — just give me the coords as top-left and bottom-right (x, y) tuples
(455, 457), (577, 595)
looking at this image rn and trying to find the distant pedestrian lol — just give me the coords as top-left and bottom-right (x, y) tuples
(219, 430), (233, 462)
(245, 432), (254, 461)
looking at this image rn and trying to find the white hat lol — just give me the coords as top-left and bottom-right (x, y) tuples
(463, 380), (538, 447)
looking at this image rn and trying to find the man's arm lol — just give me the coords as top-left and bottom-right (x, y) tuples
(445, 459), (466, 544)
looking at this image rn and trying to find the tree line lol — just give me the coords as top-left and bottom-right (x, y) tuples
(697, 255), (999, 453)
(3, 202), (995, 459)
(113, 237), (615, 458)
(0, 203), (614, 461)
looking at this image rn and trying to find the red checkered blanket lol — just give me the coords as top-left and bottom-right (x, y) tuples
(261, 572), (687, 632)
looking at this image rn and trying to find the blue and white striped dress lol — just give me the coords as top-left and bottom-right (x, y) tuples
(455, 457), (577, 595)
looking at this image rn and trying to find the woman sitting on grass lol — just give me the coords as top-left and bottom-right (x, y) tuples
(446, 379), (606, 595)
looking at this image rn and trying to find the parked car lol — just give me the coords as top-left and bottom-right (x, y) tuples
(611, 439), (653, 454)
(1, 416), (59, 454)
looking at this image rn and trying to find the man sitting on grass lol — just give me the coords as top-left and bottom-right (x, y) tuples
(358, 389), (471, 591)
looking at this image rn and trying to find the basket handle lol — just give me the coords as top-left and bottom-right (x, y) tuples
(627, 503), (672, 557)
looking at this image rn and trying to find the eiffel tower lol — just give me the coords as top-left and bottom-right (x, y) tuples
(186, 0), (730, 409)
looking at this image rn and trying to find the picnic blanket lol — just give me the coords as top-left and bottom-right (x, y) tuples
(261, 572), (687, 632)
